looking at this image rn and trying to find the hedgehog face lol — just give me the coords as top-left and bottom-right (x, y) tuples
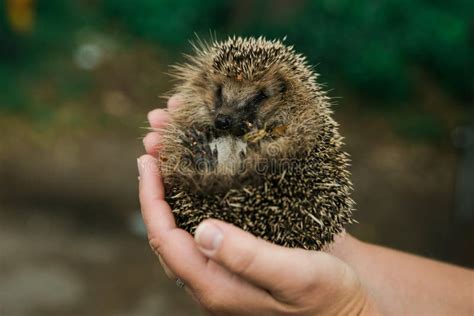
(165, 37), (329, 180)
(208, 72), (288, 137)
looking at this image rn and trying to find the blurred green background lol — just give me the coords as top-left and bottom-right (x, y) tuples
(0, 0), (473, 315)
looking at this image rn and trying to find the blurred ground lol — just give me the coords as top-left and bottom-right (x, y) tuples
(0, 206), (202, 316)
(1, 3), (473, 313)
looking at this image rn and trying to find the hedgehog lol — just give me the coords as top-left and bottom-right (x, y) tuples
(157, 36), (354, 250)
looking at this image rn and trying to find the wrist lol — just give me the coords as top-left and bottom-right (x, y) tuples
(323, 272), (380, 316)
(325, 233), (383, 315)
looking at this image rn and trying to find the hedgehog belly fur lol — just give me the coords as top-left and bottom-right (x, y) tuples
(209, 136), (247, 173)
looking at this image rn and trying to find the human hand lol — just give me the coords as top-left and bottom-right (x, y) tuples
(138, 96), (379, 315)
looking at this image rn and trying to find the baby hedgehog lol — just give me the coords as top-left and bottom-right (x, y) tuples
(158, 36), (354, 250)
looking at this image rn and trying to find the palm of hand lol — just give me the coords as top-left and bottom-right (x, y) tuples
(138, 96), (375, 315)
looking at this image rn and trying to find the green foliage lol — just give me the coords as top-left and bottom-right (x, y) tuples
(98, 0), (473, 104)
(0, 0), (472, 138)
(393, 112), (444, 143)
(101, 0), (232, 47)
(249, 0), (473, 102)
(0, 1), (94, 112)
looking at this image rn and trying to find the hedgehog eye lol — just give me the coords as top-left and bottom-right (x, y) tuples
(254, 90), (267, 103)
(278, 79), (287, 94)
(215, 85), (223, 108)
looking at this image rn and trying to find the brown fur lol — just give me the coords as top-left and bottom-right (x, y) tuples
(157, 36), (354, 250)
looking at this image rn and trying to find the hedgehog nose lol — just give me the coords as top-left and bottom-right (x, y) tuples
(215, 114), (233, 130)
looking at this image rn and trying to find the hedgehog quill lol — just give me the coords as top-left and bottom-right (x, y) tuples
(157, 36), (354, 250)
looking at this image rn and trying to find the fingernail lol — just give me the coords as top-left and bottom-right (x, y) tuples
(195, 222), (223, 253)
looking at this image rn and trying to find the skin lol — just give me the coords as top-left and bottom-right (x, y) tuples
(139, 96), (474, 315)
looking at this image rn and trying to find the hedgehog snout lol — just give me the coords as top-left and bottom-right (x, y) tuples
(215, 114), (233, 130)
(214, 113), (257, 137)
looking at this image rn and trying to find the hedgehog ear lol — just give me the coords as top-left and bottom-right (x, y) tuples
(264, 73), (287, 97)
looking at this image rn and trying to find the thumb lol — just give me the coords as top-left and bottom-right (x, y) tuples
(194, 219), (337, 294)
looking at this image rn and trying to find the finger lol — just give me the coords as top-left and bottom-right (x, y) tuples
(158, 255), (176, 280)
(137, 155), (210, 291)
(190, 260), (277, 314)
(167, 95), (182, 112)
(138, 155), (174, 235)
(137, 156), (276, 312)
(194, 219), (330, 294)
(143, 132), (162, 155)
(155, 227), (276, 314)
(157, 229), (210, 292)
(148, 109), (170, 129)
(158, 230), (276, 313)
(147, 94), (181, 128)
